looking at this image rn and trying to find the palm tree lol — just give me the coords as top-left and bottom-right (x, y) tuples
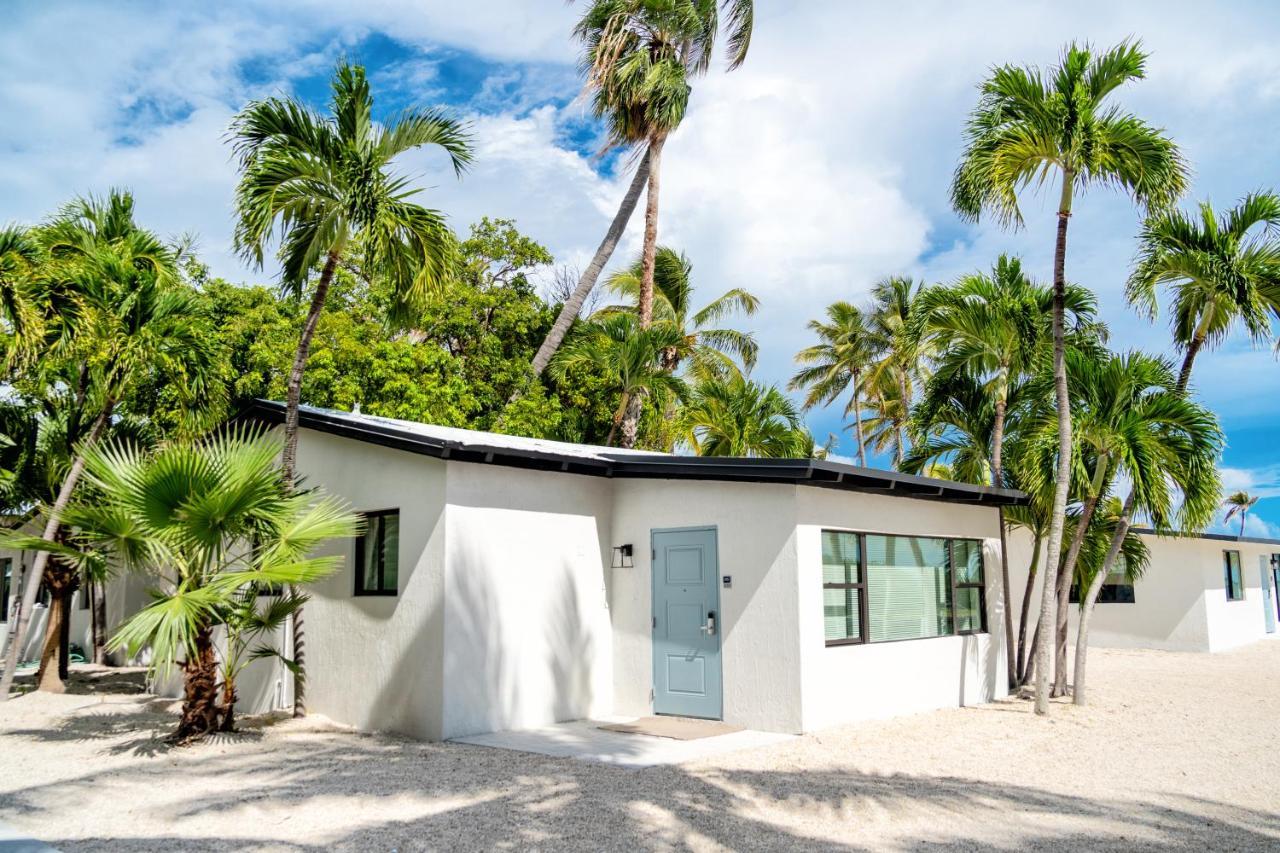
(45, 428), (358, 741)
(530, 0), (755, 381)
(1, 191), (222, 700)
(679, 375), (809, 458)
(866, 276), (921, 465)
(0, 226), (39, 338)
(1073, 362), (1221, 706)
(790, 302), (878, 467)
(550, 313), (686, 448)
(230, 62), (470, 713)
(1223, 490), (1261, 539)
(603, 246), (759, 377)
(1127, 192), (1280, 392)
(860, 366), (912, 467)
(229, 61), (473, 487)
(952, 40), (1187, 714)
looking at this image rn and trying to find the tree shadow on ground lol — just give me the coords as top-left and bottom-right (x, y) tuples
(10, 665), (148, 697)
(3, 715), (1278, 852)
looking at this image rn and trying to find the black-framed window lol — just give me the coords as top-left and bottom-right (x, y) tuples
(1224, 550), (1244, 601)
(355, 510), (400, 596)
(0, 558), (10, 622)
(822, 530), (986, 646)
(1069, 560), (1135, 604)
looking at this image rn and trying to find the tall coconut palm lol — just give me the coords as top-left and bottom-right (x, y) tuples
(790, 302), (878, 467)
(230, 62), (471, 713)
(866, 276), (922, 464)
(603, 246), (758, 377)
(952, 40), (1187, 714)
(1223, 490), (1261, 539)
(679, 375), (808, 458)
(1, 191), (223, 700)
(550, 313), (686, 448)
(860, 366), (912, 467)
(1073, 361), (1221, 705)
(575, 0), (754, 440)
(1127, 192), (1280, 392)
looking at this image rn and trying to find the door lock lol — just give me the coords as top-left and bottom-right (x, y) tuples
(700, 611), (717, 636)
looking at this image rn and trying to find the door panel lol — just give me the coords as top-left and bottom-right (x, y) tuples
(652, 527), (722, 719)
(1263, 560), (1276, 634)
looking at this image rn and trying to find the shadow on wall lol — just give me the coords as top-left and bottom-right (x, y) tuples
(547, 562), (595, 724)
(5, 717), (1279, 851)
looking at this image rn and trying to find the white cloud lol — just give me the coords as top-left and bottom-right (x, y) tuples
(5, 0), (1280, 475)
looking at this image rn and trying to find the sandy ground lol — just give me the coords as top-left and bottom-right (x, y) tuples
(1, 644), (1279, 852)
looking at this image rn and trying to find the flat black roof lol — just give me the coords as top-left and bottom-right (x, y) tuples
(1130, 526), (1280, 548)
(239, 399), (1028, 507)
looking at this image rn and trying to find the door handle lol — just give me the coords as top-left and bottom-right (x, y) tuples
(700, 611), (717, 636)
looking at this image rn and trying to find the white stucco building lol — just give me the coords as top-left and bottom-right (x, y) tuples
(234, 401), (1020, 740)
(1007, 527), (1280, 654)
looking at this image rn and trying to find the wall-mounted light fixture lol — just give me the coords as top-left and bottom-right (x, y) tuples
(611, 544), (634, 568)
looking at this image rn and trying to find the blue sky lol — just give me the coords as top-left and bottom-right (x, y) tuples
(4, 1), (1280, 535)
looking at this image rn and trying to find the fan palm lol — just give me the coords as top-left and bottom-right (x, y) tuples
(1222, 490), (1261, 539)
(229, 60), (473, 486)
(679, 375), (808, 458)
(48, 429), (358, 741)
(602, 246), (758, 378)
(789, 302), (877, 466)
(1127, 192), (1280, 392)
(1070, 356), (1222, 705)
(952, 40), (1187, 714)
(1, 191), (223, 699)
(550, 313), (687, 448)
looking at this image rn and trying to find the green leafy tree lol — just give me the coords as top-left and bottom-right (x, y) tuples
(1127, 192), (1280, 391)
(951, 40), (1187, 714)
(678, 374), (809, 458)
(865, 276), (923, 466)
(790, 302), (878, 466)
(1, 191), (223, 700)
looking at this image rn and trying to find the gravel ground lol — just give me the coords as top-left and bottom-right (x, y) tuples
(2, 644), (1278, 851)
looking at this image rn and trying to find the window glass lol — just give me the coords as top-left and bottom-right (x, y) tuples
(823, 587), (859, 642)
(821, 530), (859, 584)
(953, 539), (983, 584)
(0, 558), (10, 622)
(1225, 550), (1243, 600)
(866, 535), (952, 642)
(954, 586), (982, 633)
(356, 510), (400, 595)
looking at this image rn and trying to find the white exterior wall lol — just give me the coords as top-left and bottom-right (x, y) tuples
(294, 429), (449, 740)
(441, 463), (614, 739)
(795, 489), (1007, 731)
(609, 480), (804, 733)
(1006, 528), (1280, 653)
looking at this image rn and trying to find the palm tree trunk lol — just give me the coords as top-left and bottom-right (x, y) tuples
(525, 151), (651, 380)
(1175, 334), (1203, 394)
(1015, 532), (1042, 685)
(1053, 493), (1100, 697)
(620, 392), (643, 449)
(1074, 491), (1136, 706)
(895, 367), (910, 466)
(57, 583), (71, 681)
(1035, 171), (1075, 716)
(637, 134), (666, 329)
(992, 395), (1015, 688)
(851, 373), (866, 467)
(34, 588), (67, 693)
(606, 392), (630, 447)
(91, 579), (107, 665)
(0, 403), (113, 701)
(282, 250), (338, 719)
(174, 626), (221, 742)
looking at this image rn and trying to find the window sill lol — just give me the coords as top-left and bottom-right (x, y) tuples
(826, 631), (989, 648)
(354, 590), (398, 598)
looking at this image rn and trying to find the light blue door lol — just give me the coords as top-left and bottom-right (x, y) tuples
(1264, 557), (1277, 634)
(652, 527), (722, 719)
